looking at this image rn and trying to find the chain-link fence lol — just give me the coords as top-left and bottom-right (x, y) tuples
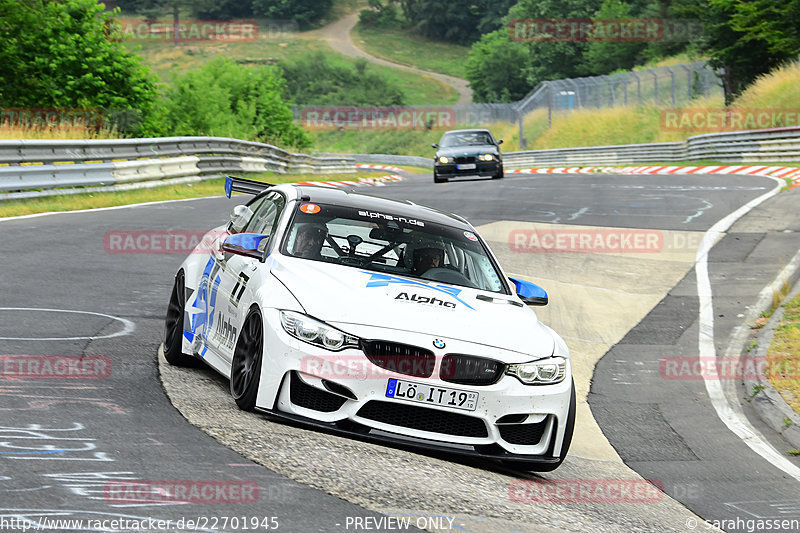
(476, 61), (723, 148)
(294, 61), (724, 149)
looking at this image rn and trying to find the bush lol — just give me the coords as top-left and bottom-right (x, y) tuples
(359, 1), (400, 28)
(142, 57), (309, 149)
(0, 0), (158, 127)
(279, 53), (405, 106)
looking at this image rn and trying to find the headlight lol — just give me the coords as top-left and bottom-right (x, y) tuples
(506, 357), (567, 385)
(478, 154), (495, 161)
(280, 311), (360, 351)
(438, 156), (450, 164)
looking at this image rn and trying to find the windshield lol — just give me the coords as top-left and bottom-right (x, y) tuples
(439, 131), (493, 147)
(282, 202), (508, 294)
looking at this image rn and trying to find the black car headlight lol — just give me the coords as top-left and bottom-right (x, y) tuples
(478, 154), (496, 161)
(279, 311), (360, 351)
(506, 357), (567, 385)
(437, 156), (451, 164)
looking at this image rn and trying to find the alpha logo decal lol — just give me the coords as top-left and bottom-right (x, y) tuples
(395, 292), (456, 309)
(214, 311), (237, 350)
(363, 272), (474, 310)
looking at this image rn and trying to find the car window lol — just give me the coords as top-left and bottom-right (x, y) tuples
(243, 192), (285, 236)
(281, 202), (508, 294)
(439, 131), (493, 147)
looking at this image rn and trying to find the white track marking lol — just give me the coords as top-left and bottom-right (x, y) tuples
(0, 308), (135, 341)
(695, 176), (800, 482)
(0, 195), (227, 222)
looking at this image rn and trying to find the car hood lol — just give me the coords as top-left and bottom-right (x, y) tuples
(270, 256), (553, 358)
(436, 145), (499, 158)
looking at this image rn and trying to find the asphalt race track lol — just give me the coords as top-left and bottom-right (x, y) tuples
(1, 170), (799, 532)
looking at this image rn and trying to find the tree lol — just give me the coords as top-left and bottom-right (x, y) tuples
(678, 0), (798, 103)
(0, 0), (157, 119)
(251, 0), (333, 29)
(399, 0), (516, 45)
(508, 0), (603, 86)
(581, 0), (647, 75)
(143, 57), (309, 148)
(465, 31), (530, 102)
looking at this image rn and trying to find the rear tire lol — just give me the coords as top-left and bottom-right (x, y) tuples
(163, 271), (196, 367)
(230, 307), (264, 411)
(502, 382), (575, 472)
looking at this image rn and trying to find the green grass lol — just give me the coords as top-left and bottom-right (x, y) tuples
(127, 32), (456, 105)
(352, 24), (470, 78)
(767, 292), (800, 416)
(0, 171), (386, 218)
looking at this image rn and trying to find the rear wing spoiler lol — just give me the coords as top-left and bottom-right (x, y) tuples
(225, 176), (273, 198)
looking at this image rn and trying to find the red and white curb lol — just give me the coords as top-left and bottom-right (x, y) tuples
(508, 165), (800, 188)
(356, 163), (405, 173)
(295, 174), (404, 188)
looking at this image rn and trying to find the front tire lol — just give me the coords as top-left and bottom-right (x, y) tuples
(230, 307), (264, 411)
(163, 271), (195, 367)
(434, 172), (448, 183)
(492, 167), (504, 179)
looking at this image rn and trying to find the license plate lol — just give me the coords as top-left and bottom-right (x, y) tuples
(457, 163), (476, 170)
(385, 378), (478, 411)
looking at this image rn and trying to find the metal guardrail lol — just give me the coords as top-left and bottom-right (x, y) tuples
(0, 136), (355, 194)
(322, 127), (800, 170)
(317, 153), (433, 169)
(500, 126), (800, 168)
(2, 126), (797, 197)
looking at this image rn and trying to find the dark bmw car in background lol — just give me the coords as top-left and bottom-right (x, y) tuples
(432, 128), (503, 183)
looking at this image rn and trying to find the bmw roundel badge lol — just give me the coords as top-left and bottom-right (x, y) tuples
(433, 339), (446, 349)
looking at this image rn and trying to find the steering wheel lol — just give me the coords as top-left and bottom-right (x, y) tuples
(420, 267), (475, 287)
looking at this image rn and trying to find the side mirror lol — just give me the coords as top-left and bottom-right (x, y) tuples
(229, 204), (254, 234)
(221, 233), (270, 260)
(497, 139), (504, 145)
(508, 277), (548, 306)
(432, 143), (439, 149)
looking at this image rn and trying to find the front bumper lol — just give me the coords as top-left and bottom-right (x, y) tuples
(255, 310), (573, 463)
(434, 161), (501, 178)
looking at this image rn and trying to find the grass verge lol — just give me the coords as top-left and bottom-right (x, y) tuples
(128, 33), (456, 105)
(351, 24), (470, 78)
(0, 172), (386, 218)
(766, 292), (800, 415)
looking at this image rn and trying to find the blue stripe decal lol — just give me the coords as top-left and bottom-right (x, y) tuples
(363, 272), (475, 310)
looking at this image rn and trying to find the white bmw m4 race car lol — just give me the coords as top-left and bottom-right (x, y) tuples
(163, 177), (575, 470)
